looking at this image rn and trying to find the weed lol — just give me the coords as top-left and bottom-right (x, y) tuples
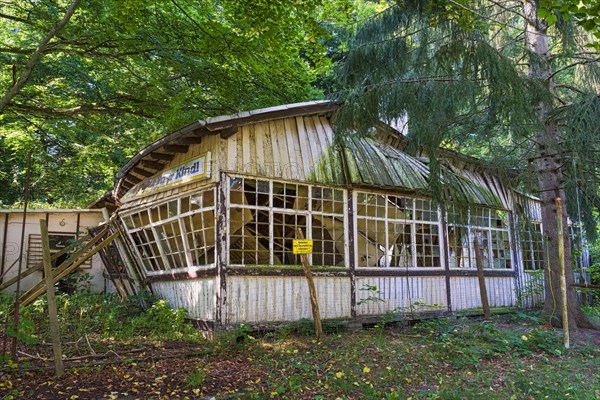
(234, 323), (255, 344)
(322, 319), (347, 333)
(185, 367), (207, 388)
(4, 317), (37, 346)
(515, 270), (545, 307)
(357, 284), (385, 305)
(281, 318), (315, 337)
(127, 299), (197, 339)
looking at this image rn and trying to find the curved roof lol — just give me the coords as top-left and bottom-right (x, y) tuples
(110, 101), (507, 208)
(113, 101), (338, 198)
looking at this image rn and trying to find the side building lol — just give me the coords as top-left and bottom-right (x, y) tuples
(0, 209), (111, 294)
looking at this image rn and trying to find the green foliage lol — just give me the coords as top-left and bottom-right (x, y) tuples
(588, 264), (600, 285)
(279, 318), (317, 337)
(540, 0), (600, 46)
(184, 367), (207, 388)
(0, 0), (353, 207)
(413, 316), (562, 369)
(0, 291), (202, 344)
(515, 270), (545, 308)
(334, 1), (546, 203)
(2, 309), (599, 399)
(357, 284), (385, 305)
(233, 323), (255, 344)
(335, 0), (600, 209)
(128, 299), (196, 338)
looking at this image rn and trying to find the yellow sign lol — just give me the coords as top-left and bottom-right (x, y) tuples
(293, 239), (313, 254)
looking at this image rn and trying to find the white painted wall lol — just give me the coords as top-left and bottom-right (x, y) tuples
(355, 276), (447, 316)
(225, 276), (351, 324)
(0, 210), (109, 294)
(151, 278), (216, 320)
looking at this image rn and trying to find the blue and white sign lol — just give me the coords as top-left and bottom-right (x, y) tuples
(126, 152), (211, 198)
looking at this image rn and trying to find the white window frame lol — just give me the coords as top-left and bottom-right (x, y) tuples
(446, 206), (514, 271)
(226, 175), (348, 268)
(120, 185), (217, 276)
(354, 191), (445, 270)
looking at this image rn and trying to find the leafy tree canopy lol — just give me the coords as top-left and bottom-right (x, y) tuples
(0, 0), (352, 207)
(541, 0), (600, 42)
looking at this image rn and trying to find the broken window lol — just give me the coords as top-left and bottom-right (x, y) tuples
(446, 206), (512, 269)
(120, 186), (216, 272)
(521, 222), (544, 271)
(228, 176), (346, 267)
(356, 192), (441, 268)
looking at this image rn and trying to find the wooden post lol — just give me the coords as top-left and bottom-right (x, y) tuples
(296, 228), (323, 340)
(440, 206), (453, 313)
(40, 219), (64, 377)
(10, 151), (32, 358)
(474, 235), (491, 319)
(555, 198), (570, 349)
(347, 189), (357, 319)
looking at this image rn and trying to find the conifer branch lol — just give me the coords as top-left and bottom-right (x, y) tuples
(447, 0), (524, 31)
(361, 76), (470, 92)
(487, 0), (527, 21)
(548, 57), (600, 80)
(555, 84), (585, 95)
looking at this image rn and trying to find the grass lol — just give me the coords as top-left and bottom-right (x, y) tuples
(0, 292), (598, 399)
(202, 309), (600, 399)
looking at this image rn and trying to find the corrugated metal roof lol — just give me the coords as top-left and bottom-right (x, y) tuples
(440, 168), (503, 208)
(342, 136), (429, 190)
(309, 135), (503, 207)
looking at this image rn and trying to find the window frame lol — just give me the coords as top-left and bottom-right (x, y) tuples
(120, 185), (217, 276)
(226, 175), (348, 268)
(446, 206), (514, 271)
(354, 190), (444, 269)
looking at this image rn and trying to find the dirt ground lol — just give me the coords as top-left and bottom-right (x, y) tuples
(0, 334), (274, 400)
(1, 326), (599, 399)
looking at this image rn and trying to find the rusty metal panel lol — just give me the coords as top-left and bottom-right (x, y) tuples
(225, 276), (351, 324)
(151, 278), (216, 320)
(355, 276), (448, 316)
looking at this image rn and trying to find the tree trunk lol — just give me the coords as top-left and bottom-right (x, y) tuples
(523, 0), (597, 329)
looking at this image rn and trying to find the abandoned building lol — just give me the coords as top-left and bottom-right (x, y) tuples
(93, 100), (552, 328)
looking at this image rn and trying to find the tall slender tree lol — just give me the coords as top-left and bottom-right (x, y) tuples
(334, 0), (599, 329)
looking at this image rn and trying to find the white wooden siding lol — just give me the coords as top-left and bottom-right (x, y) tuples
(450, 277), (515, 310)
(355, 276), (447, 316)
(218, 116), (333, 182)
(225, 276), (351, 324)
(151, 278), (216, 320)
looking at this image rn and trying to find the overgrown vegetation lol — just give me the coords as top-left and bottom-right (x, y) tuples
(0, 290), (203, 345)
(0, 293), (598, 399)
